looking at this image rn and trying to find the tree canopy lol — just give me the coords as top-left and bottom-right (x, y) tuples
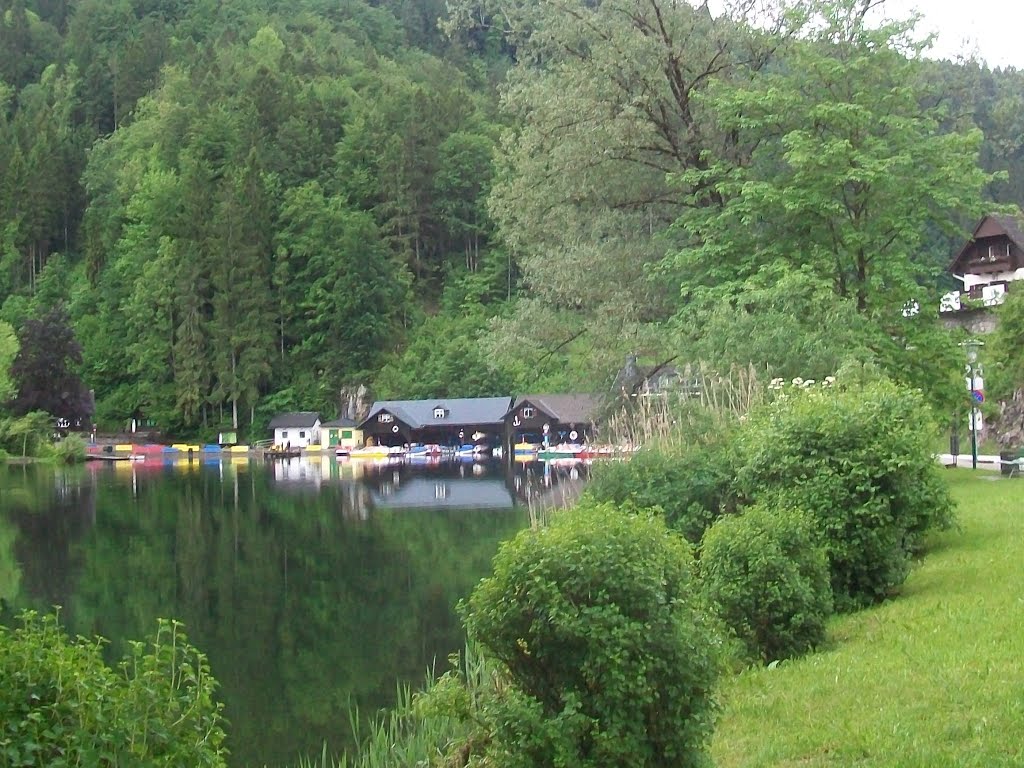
(0, 0), (1015, 435)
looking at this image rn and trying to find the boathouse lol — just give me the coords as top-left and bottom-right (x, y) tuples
(320, 417), (362, 452)
(503, 394), (602, 449)
(269, 412), (321, 448)
(359, 397), (513, 448)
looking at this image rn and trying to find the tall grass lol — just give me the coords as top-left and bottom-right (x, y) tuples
(601, 364), (764, 451)
(290, 646), (495, 768)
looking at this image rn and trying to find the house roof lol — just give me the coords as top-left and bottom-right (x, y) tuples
(507, 394), (601, 424)
(951, 212), (1024, 273)
(269, 412), (321, 429)
(361, 397), (513, 430)
(322, 416), (359, 428)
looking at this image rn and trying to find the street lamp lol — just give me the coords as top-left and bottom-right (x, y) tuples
(960, 339), (984, 470)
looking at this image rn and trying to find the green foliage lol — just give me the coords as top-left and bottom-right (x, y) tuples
(50, 432), (86, 464)
(734, 379), (956, 611)
(373, 307), (517, 400)
(678, 268), (870, 383)
(0, 319), (17, 405)
(0, 610), (227, 767)
(0, 410), (52, 457)
(989, 291), (1024, 399)
(676, 1), (991, 317)
(584, 437), (737, 545)
(699, 504), (832, 664)
(463, 502), (720, 768)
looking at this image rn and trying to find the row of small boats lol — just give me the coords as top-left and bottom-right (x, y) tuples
(335, 442), (638, 462)
(337, 443), (491, 459)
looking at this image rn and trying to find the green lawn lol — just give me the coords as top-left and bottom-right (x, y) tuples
(711, 473), (1024, 767)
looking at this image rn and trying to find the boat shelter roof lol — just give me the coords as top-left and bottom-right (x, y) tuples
(360, 397), (513, 430)
(506, 394), (602, 425)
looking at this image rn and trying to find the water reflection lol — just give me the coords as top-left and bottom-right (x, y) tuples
(0, 457), (588, 768)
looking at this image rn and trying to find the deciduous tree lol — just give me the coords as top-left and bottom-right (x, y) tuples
(10, 305), (90, 422)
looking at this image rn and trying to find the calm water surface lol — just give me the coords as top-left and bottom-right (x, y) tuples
(0, 456), (587, 766)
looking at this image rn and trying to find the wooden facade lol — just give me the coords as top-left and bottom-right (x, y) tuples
(358, 398), (513, 448)
(943, 213), (1024, 315)
(503, 394), (601, 451)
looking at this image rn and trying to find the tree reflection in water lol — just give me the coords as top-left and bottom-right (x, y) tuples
(0, 457), (586, 767)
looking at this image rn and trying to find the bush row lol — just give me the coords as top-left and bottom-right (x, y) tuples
(587, 376), (954, 613)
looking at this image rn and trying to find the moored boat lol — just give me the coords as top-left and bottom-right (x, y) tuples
(406, 443), (444, 458)
(537, 443), (584, 461)
(349, 445), (405, 459)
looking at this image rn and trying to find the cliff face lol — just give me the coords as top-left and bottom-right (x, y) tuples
(996, 389), (1024, 450)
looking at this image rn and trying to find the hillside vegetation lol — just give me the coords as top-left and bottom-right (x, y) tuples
(1, 0), (1022, 442)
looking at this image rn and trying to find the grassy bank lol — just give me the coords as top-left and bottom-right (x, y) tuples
(711, 473), (1024, 767)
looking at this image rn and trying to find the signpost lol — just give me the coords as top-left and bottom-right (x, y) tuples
(961, 340), (984, 470)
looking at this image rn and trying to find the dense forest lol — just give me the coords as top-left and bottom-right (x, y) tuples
(1, 0), (1022, 440)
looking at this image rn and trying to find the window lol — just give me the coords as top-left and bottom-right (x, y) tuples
(299, 431), (306, 439)
(342, 430), (352, 439)
(434, 407), (446, 419)
(522, 406), (535, 419)
(281, 430), (288, 438)
(988, 242), (1010, 261)
(379, 413), (393, 423)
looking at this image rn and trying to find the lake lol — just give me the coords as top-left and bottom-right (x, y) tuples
(0, 456), (588, 767)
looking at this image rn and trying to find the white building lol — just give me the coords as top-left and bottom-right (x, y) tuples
(268, 412), (321, 448)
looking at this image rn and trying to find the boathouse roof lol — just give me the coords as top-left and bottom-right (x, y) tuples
(361, 397), (513, 429)
(268, 412), (322, 429)
(507, 394), (601, 425)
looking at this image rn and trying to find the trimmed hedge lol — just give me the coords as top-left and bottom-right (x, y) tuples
(463, 502), (720, 768)
(734, 380), (955, 611)
(584, 438), (737, 544)
(700, 503), (832, 663)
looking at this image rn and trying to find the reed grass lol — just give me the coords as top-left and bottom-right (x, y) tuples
(601, 363), (764, 451)
(290, 646), (495, 768)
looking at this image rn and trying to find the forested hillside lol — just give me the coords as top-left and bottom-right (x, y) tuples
(1, 0), (1022, 439)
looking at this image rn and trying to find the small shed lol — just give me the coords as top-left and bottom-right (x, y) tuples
(269, 412), (321, 448)
(321, 417), (363, 452)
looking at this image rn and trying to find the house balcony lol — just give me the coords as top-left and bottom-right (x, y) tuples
(964, 257), (1014, 274)
(940, 282), (1010, 314)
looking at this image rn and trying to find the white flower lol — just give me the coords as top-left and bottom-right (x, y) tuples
(802, 379), (815, 387)
(792, 377), (804, 386)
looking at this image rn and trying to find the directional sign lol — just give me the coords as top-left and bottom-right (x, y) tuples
(972, 390), (985, 403)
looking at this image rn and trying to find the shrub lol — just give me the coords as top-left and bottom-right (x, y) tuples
(584, 438), (737, 544)
(734, 379), (955, 611)
(699, 503), (832, 663)
(463, 502), (720, 768)
(0, 611), (228, 767)
(50, 433), (87, 463)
